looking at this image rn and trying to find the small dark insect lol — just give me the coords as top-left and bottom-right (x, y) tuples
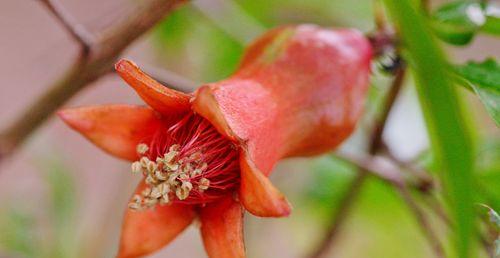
(377, 53), (403, 74)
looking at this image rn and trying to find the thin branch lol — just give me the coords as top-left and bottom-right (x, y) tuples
(0, 0), (188, 161)
(369, 66), (406, 153)
(38, 0), (94, 56)
(396, 186), (445, 257)
(383, 147), (434, 192)
(373, 0), (388, 32)
(335, 153), (445, 257)
(307, 171), (367, 258)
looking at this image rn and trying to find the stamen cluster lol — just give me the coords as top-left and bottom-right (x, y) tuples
(128, 144), (211, 211)
(128, 113), (240, 210)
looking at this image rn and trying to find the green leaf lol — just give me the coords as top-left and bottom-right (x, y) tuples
(455, 59), (500, 90)
(431, 1), (483, 45)
(431, 1), (500, 44)
(455, 59), (500, 125)
(482, 4), (500, 35)
(383, 1), (476, 258)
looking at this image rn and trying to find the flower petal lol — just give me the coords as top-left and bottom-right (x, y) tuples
(200, 197), (245, 258)
(118, 182), (196, 258)
(115, 59), (191, 115)
(58, 104), (161, 161)
(239, 151), (291, 217)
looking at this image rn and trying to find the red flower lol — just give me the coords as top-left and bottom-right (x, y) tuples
(58, 25), (372, 258)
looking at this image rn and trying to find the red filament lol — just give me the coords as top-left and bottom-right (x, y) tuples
(147, 113), (240, 205)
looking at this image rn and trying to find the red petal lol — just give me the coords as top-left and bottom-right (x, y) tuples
(118, 182), (195, 258)
(200, 197), (245, 258)
(239, 151), (291, 217)
(58, 105), (161, 161)
(115, 59), (191, 115)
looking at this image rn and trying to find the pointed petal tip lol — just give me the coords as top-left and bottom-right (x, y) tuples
(200, 197), (246, 258)
(115, 58), (136, 73)
(57, 105), (161, 161)
(57, 108), (91, 131)
(239, 151), (292, 218)
(114, 58), (191, 115)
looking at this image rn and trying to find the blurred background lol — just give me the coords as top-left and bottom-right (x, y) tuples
(0, 0), (498, 257)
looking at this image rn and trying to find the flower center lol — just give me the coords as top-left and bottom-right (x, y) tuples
(128, 113), (240, 210)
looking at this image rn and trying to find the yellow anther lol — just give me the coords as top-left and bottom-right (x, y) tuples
(136, 143), (149, 155)
(146, 161), (157, 173)
(144, 197), (158, 207)
(158, 182), (170, 196)
(198, 178), (210, 191)
(154, 170), (167, 181)
(175, 182), (192, 200)
(129, 143), (212, 211)
(179, 173), (190, 181)
(131, 161), (143, 174)
(159, 194), (170, 204)
(191, 168), (202, 177)
(145, 175), (157, 185)
(139, 156), (150, 167)
(141, 187), (152, 196)
(163, 147), (179, 163)
(164, 162), (179, 171)
(169, 144), (180, 152)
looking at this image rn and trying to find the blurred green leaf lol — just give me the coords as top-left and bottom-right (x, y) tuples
(383, 1), (476, 257)
(41, 157), (78, 258)
(0, 210), (37, 258)
(481, 4), (500, 35)
(455, 59), (500, 125)
(154, 5), (243, 82)
(234, 0), (372, 29)
(44, 159), (76, 226)
(431, 1), (481, 45)
(431, 1), (500, 45)
(455, 59), (500, 91)
(303, 156), (356, 219)
(475, 140), (500, 212)
(482, 16), (500, 35)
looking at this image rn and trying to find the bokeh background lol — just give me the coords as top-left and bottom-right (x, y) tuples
(0, 0), (498, 258)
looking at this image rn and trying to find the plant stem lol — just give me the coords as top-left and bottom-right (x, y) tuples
(0, 0), (188, 161)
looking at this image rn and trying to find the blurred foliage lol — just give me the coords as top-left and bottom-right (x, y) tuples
(431, 1), (500, 45)
(0, 210), (37, 258)
(0, 157), (79, 258)
(431, 1), (483, 45)
(454, 59), (500, 125)
(153, 6), (244, 82)
(383, 0), (477, 257)
(152, 0), (373, 83)
(2, 0), (499, 258)
(301, 157), (434, 258)
(302, 157), (356, 221)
